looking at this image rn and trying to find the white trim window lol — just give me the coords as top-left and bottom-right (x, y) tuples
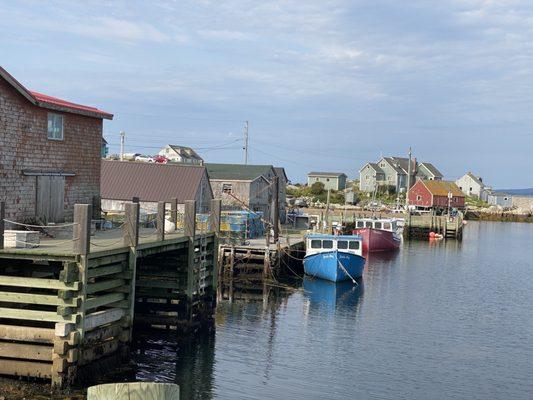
(47, 113), (64, 140)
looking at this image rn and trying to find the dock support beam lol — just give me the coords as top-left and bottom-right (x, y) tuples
(170, 198), (178, 229)
(0, 201), (4, 250)
(156, 201), (165, 242)
(272, 176), (279, 243)
(184, 201), (197, 301)
(73, 204), (92, 255)
(209, 199), (221, 288)
(124, 203), (140, 247)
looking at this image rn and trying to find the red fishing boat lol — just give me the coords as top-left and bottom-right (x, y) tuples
(353, 218), (402, 252)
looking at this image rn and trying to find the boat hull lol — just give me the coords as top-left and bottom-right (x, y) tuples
(353, 228), (401, 252)
(303, 251), (365, 282)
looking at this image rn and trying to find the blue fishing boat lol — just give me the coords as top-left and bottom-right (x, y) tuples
(303, 234), (366, 282)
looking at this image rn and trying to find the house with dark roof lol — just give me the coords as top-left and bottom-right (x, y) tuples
(205, 163), (285, 222)
(0, 66), (112, 223)
(158, 145), (204, 165)
(359, 156), (443, 193)
(307, 172), (347, 191)
(100, 160), (213, 213)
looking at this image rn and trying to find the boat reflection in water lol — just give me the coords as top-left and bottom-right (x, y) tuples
(302, 275), (363, 313)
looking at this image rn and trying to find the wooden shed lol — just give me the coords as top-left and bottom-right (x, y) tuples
(408, 180), (465, 209)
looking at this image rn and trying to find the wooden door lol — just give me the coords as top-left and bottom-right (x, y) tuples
(36, 176), (65, 223)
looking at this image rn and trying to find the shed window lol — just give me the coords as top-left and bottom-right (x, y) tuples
(337, 240), (348, 249)
(222, 183), (232, 193)
(47, 113), (64, 140)
(311, 240), (321, 249)
(322, 240), (333, 249)
(416, 195), (422, 201)
(349, 241), (360, 250)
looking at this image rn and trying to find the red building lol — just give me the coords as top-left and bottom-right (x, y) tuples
(408, 180), (465, 209)
(0, 67), (113, 222)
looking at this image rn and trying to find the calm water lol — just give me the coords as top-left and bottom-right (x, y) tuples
(135, 221), (533, 399)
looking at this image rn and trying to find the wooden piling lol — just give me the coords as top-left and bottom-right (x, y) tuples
(0, 201), (4, 250)
(209, 199), (221, 288)
(124, 203), (140, 247)
(170, 198), (178, 228)
(157, 201), (166, 242)
(73, 204), (91, 255)
(184, 201), (196, 301)
(88, 382), (180, 400)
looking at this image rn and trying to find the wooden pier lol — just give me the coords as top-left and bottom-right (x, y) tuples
(404, 212), (464, 240)
(217, 235), (304, 302)
(0, 199), (220, 388)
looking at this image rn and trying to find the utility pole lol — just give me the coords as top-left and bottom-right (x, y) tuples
(406, 146), (412, 206)
(120, 131), (125, 161)
(243, 121), (249, 165)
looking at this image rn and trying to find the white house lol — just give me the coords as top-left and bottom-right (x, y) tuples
(159, 145), (204, 165)
(455, 172), (485, 198)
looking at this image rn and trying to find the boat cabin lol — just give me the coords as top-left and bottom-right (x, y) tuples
(355, 218), (398, 232)
(306, 235), (363, 257)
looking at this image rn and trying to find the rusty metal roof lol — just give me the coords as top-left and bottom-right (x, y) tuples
(101, 160), (210, 202)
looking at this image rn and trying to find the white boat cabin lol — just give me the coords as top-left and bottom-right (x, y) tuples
(306, 235), (363, 257)
(355, 218), (398, 232)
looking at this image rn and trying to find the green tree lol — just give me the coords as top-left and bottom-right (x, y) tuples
(310, 181), (325, 195)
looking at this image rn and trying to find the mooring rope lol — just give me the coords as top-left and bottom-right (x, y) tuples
(337, 257), (358, 285)
(3, 219), (78, 229)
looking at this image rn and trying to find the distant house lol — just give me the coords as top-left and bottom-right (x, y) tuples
(359, 156), (443, 193)
(205, 163), (279, 222)
(408, 180), (465, 209)
(101, 137), (109, 158)
(0, 66), (113, 223)
(100, 160), (213, 213)
(307, 172), (347, 191)
(455, 172), (485, 198)
(158, 145), (204, 165)
(417, 163), (443, 181)
(487, 192), (512, 208)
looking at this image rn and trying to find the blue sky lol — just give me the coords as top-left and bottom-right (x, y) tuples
(1, 0), (531, 187)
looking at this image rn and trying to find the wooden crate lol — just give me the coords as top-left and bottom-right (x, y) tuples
(3, 230), (40, 248)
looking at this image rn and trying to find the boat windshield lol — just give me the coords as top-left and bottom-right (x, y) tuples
(322, 240), (333, 249)
(349, 241), (360, 250)
(311, 240), (321, 249)
(338, 240), (348, 249)
(383, 222), (391, 230)
(374, 221), (382, 229)
(365, 221), (373, 228)
(356, 221), (364, 228)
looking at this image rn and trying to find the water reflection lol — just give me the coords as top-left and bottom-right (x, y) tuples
(133, 330), (215, 400)
(302, 276), (363, 312)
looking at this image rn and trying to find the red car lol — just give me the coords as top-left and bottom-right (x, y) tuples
(153, 155), (168, 164)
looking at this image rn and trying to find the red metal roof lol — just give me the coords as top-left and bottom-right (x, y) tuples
(0, 66), (113, 119)
(30, 91), (113, 119)
(101, 160), (213, 203)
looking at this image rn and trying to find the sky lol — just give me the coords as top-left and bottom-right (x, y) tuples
(1, 0), (531, 187)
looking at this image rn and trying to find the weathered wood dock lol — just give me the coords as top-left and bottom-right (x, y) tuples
(217, 235), (304, 302)
(404, 212), (464, 240)
(0, 199), (220, 388)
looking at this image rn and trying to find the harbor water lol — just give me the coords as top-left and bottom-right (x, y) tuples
(135, 221), (533, 399)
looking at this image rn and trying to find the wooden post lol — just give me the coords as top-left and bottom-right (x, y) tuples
(0, 201), (4, 250)
(272, 176), (279, 243)
(124, 202), (140, 247)
(91, 195), (101, 220)
(170, 198), (178, 228)
(73, 204), (91, 255)
(210, 199), (222, 289)
(156, 201), (165, 242)
(87, 382), (180, 400)
(184, 201), (196, 300)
